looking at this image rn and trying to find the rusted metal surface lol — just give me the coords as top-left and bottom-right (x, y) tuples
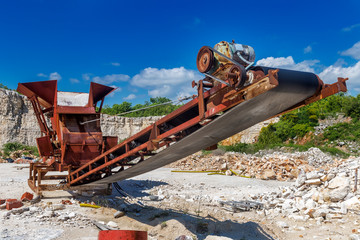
(197, 46), (214, 73)
(17, 81), (116, 192)
(36, 136), (53, 156)
(18, 41), (348, 192)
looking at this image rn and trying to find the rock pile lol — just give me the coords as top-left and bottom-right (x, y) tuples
(0, 150), (39, 164)
(249, 157), (360, 223)
(1, 200), (93, 229)
(170, 147), (335, 181)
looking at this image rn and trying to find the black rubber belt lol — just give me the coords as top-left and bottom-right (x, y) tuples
(85, 67), (319, 185)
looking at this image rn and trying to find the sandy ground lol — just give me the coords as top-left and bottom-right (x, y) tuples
(0, 163), (359, 240)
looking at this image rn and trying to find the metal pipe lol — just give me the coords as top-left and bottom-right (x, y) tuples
(204, 73), (231, 87)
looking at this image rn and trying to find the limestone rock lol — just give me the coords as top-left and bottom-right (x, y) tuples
(328, 176), (349, 189)
(114, 211), (125, 218)
(220, 163), (228, 170)
(282, 199), (294, 210)
(276, 221), (289, 228)
(175, 236), (193, 240)
(305, 179), (322, 185)
(329, 186), (349, 202)
(349, 234), (360, 240)
(313, 208), (328, 218)
(295, 169), (307, 188)
(306, 171), (320, 180)
(261, 169), (276, 180)
(326, 173), (336, 181)
(305, 199), (316, 209)
(52, 204), (65, 211)
(344, 197), (360, 208)
(107, 221), (118, 228)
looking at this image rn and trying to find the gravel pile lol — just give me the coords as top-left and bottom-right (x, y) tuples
(1, 201), (93, 229)
(170, 147), (335, 181)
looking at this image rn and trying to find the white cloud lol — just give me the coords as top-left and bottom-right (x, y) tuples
(111, 62), (120, 66)
(304, 45), (312, 54)
(91, 74), (130, 85)
(319, 60), (360, 87)
(256, 56), (319, 72)
(320, 44), (360, 89)
(37, 73), (47, 77)
(37, 72), (62, 80)
(123, 93), (136, 100)
(69, 78), (80, 84)
(82, 73), (91, 81)
(148, 85), (172, 97)
(131, 67), (201, 99)
(333, 58), (347, 67)
(340, 41), (360, 60)
(49, 72), (62, 81)
(342, 23), (360, 32)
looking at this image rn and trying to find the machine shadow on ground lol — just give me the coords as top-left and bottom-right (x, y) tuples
(114, 179), (169, 198)
(105, 179), (275, 240)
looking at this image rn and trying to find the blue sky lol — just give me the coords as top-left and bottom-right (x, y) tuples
(1, 0), (360, 106)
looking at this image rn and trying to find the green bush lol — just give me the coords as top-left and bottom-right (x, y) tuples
(3, 142), (23, 152)
(258, 112), (315, 144)
(323, 121), (360, 142)
(2, 142), (39, 157)
(258, 124), (282, 145)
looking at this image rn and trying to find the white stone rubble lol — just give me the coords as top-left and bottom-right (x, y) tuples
(250, 157), (360, 224)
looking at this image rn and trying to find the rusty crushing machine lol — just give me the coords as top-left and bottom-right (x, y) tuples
(17, 41), (348, 193)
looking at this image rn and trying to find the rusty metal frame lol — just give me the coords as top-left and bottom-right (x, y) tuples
(68, 70), (280, 186)
(28, 162), (68, 194)
(18, 66), (348, 192)
(17, 80), (117, 192)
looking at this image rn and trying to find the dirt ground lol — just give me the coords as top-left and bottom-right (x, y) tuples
(0, 163), (358, 240)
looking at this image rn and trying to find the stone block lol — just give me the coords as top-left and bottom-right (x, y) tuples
(305, 179), (322, 185)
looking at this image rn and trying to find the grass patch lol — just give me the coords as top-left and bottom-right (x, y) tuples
(201, 150), (212, 155)
(318, 146), (349, 158)
(160, 221), (167, 229)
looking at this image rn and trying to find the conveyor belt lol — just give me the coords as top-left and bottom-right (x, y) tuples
(87, 67), (319, 185)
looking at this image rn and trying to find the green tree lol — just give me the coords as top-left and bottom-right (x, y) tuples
(101, 97), (180, 117)
(0, 83), (9, 90)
